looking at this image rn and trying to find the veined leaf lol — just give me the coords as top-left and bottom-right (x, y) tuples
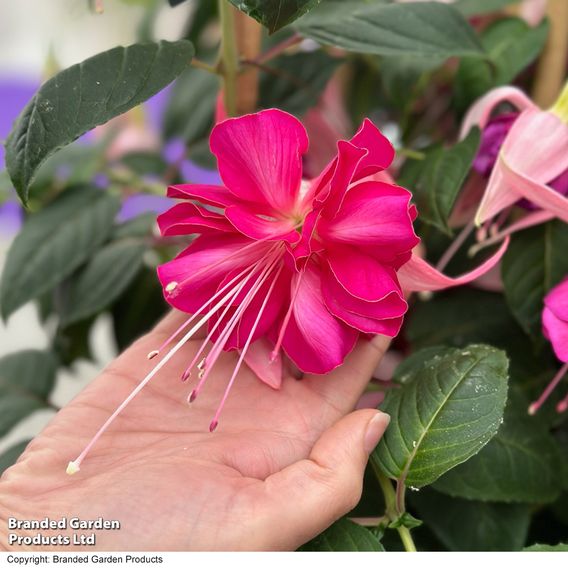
(374, 345), (509, 487)
(0, 186), (120, 319)
(230, 0), (322, 33)
(300, 518), (384, 551)
(5, 40), (194, 202)
(0, 350), (57, 436)
(398, 128), (480, 235)
(295, 2), (483, 58)
(501, 220), (568, 338)
(61, 240), (146, 326)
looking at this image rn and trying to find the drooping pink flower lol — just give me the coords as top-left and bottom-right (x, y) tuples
(461, 85), (568, 229)
(529, 277), (568, 415)
(66, 109), (508, 474)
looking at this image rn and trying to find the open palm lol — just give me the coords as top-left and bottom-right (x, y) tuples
(0, 311), (390, 551)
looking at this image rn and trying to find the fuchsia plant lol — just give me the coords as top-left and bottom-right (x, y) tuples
(66, 109), (507, 475)
(461, 84), (568, 254)
(529, 277), (568, 415)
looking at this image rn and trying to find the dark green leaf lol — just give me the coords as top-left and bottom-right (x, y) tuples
(434, 391), (562, 503)
(398, 128), (480, 235)
(0, 350), (57, 436)
(524, 543), (568, 551)
(300, 518), (385, 551)
(259, 51), (341, 115)
(502, 220), (568, 338)
(0, 186), (120, 319)
(455, 18), (548, 114)
(53, 317), (96, 366)
(6, 40), (194, 202)
(295, 2), (483, 58)
(374, 345), (509, 487)
(61, 240), (146, 326)
(112, 268), (167, 351)
(412, 489), (531, 551)
(119, 151), (169, 177)
(230, 0), (322, 33)
(163, 66), (218, 144)
(112, 213), (156, 240)
(0, 440), (31, 475)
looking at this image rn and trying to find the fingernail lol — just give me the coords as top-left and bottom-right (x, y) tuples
(364, 412), (390, 454)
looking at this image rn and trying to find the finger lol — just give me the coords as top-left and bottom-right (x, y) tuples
(251, 409), (390, 550)
(303, 334), (391, 413)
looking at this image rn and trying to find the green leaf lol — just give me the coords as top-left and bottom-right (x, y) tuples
(5, 40), (194, 203)
(502, 220), (568, 338)
(412, 489), (531, 551)
(53, 317), (96, 366)
(259, 51), (341, 116)
(295, 2), (483, 58)
(374, 345), (509, 487)
(230, 0), (322, 33)
(300, 518), (385, 551)
(0, 186), (120, 320)
(433, 391), (562, 503)
(112, 268), (168, 351)
(112, 213), (156, 240)
(455, 17), (548, 114)
(0, 440), (31, 475)
(61, 240), (146, 326)
(398, 128), (480, 235)
(524, 543), (568, 552)
(0, 350), (57, 436)
(163, 66), (218, 145)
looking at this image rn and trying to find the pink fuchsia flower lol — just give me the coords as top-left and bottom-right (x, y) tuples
(529, 277), (568, 415)
(460, 84), (568, 233)
(66, 109), (508, 474)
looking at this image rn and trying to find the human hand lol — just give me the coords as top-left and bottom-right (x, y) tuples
(0, 311), (390, 551)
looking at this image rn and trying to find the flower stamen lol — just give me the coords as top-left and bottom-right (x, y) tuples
(528, 362), (568, 415)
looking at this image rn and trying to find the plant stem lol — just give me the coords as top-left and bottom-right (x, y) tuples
(371, 459), (418, 552)
(191, 58), (218, 74)
(218, 0), (239, 117)
(398, 147), (426, 161)
(398, 526), (417, 552)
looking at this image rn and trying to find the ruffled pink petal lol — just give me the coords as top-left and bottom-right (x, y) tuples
(244, 338), (283, 389)
(157, 234), (268, 313)
(349, 118), (396, 181)
(167, 184), (240, 208)
(281, 263), (358, 374)
(460, 86), (536, 139)
(544, 278), (568, 322)
(321, 263), (406, 335)
(157, 202), (233, 236)
(225, 205), (301, 244)
(317, 181), (420, 262)
(326, 244), (404, 302)
(398, 238), (509, 292)
(210, 109), (308, 213)
(542, 306), (568, 363)
(317, 140), (366, 216)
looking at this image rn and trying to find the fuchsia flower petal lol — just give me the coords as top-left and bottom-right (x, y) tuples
(158, 202), (233, 235)
(317, 181), (420, 261)
(543, 277), (568, 364)
(460, 86), (536, 139)
(210, 109), (309, 213)
(167, 184), (240, 208)
(398, 238), (510, 292)
(157, 233), (268, 312)
(224, 205), (301, 243)
(281, 264), (359, 374)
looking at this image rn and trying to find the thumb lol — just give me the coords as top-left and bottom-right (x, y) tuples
(255, 409), (390, 550)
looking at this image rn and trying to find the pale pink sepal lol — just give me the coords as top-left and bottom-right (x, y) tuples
(398, 238), (509, 292)
(459, 86), (536, 139)
(243, 337), (283, 389)
(519, 0), (548, 27)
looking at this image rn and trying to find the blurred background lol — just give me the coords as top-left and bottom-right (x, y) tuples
(0, 0), (196, 454)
